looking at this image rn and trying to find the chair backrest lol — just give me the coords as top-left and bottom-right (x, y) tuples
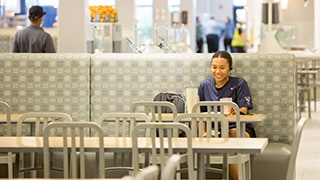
(43, 121), (105, 178)
(190, 101), (241, 137)
(131, 122), (194, 179)
(121, 165), (159, 180)
(160, 154), (181, 180)
(0, 101), (11, 136)
(134, 165), (159, 180)
(16, 112), (73, 136)
(96, 112), (150, 137)
(286, 117), (308, 180)
(130, 101), (178, 122)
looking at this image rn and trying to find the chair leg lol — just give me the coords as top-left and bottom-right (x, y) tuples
(307, 89), (311, 119)
(246, 157), (251, 180)
(8, 152), (13, 179)
(313, 86), (317, 111)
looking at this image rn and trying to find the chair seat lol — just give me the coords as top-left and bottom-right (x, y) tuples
(209, 153), (250, 164)
(251, 142), (291, 180)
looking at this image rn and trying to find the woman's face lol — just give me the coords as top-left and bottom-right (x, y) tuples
(211, 57), (231, 83)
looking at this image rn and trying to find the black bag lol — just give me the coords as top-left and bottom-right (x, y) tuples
(153, 92), (186, 113)
(153, 92), (186, 137)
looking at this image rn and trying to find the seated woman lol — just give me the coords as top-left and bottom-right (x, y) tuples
(197, 50), (256, 180)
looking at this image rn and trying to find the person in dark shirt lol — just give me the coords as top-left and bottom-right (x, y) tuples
(223, 16), (235, 52)
(198, 50), (256, 180)
(12, 6), (56, 53)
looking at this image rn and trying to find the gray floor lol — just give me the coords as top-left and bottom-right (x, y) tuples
(296, 100), (320, 180)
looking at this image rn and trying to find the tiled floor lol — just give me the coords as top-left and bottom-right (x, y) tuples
(296, 101), (320, 180)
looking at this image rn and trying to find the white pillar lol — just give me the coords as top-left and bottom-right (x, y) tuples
(58, 0), (89, 53)
(315, 0), (320, 50)
(180, 0), (196, 51)
(115, 0), (136, 28)
(153, 0), (169, 27)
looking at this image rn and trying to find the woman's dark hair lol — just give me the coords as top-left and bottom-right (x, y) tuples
(211, 51), (233, 70)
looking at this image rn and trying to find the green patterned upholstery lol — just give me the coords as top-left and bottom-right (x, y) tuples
(0, 35), (12, 53)
(0, 53), (91, 126)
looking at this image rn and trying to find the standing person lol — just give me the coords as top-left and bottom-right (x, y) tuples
(196, 16), (204, 53)
(198, 51), (256, 180)
(231, 22), (247, 53)
(205, 16), (225, 53)
(223, 16), (235, 52)
(12, 6), (56, 53)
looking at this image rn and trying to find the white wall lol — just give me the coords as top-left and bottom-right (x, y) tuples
(281, 0), (314, 49)
(314, 0), (319, 50)
(58, 0), (89, 53)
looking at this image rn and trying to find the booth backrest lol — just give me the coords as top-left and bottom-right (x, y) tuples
(91, 53), (297, 143)
(0, 35), (12, 53)
(0, 53), (91, 127)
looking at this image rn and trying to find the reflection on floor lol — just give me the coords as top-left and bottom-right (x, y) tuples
(296, 101), (320, 180)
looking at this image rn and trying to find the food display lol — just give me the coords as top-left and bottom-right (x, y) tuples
(89, 5), (118, 23)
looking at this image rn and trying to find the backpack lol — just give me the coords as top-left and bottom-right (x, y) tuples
(153, 92), (186, 113)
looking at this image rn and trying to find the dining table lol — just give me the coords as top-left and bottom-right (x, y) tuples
(157, 113), (266, 137)
(0, 113), (21, 123)
(0, 136), (268, 180)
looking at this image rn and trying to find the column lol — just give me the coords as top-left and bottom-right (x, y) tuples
(153, 0), (169, 27)
(58, 0), (89, 53)
(180, 0), (196, 51)
(115, 0), (135, 28)
(315, 0), (319, 50)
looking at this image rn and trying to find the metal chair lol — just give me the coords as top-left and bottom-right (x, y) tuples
(251, 117), (308, 180)
(188, 101), (249, 180)
(97, 112), (150, 137)
(43, 121), (105, 178)
(96, 113), (150, 175)
(160, 154), (182, 180)
(121, 165), (159, 180)
(296, 60), (313, 119)
(16, 112), (73, 178)
(0, 101), (15, 178)
(286, 117), (308, 180)
(131, 122), (195, 179)
(130, 101), (178, 122)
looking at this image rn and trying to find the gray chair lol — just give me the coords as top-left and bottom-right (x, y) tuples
(190, 101), (250, 180)
(160, 154), (181, 180)
(96, 113), (150, 175)
(121, 165), (159, 180)
(251, 117), (308, 180)
(43, 121), (105, 178)
(130, 101), (178, 122)
(131, 122), (195, 179)
(296, 60), (313, 119)
(16, 112), (73, 178)
(0, 101), (15, 178)
(96, 112), (150, 137)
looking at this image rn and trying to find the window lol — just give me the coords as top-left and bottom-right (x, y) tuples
(135, 0), (153, 39)
(233, 0), (247, 6)
(168, 0), (180, 12)
(233, 0), (247, 25)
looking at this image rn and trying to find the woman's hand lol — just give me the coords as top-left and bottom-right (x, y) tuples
(227, 107), (248, 115)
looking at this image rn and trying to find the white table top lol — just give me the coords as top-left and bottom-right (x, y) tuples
(0, 113), (21, 122)
(154, 113), (266, 123)
(0, 136), (268, 154)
